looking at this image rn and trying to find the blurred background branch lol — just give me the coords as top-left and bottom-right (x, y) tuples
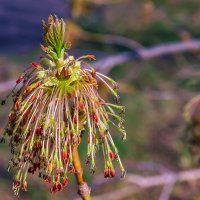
(2, 39), (200, 92)
(90, 168), (200, 200)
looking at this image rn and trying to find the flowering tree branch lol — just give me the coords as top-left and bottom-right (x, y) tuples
(1, 15), (126, 199)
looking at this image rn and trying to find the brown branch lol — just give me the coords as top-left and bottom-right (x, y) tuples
(1, 40), (200, 93)
(94, 40), (200, 73)
(137, 40), (200, 59)
(72, 145), (91, 200)
(91, 168), (200, 200)
(66, 21), (142, 50)
(92, 186), (139, 200)
(159, 182), (176, 200)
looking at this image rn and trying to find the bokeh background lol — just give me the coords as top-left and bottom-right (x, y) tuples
(1, 0), (200, 199)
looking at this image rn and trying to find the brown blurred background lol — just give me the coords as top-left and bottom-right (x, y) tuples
(1, 0), (200, 199)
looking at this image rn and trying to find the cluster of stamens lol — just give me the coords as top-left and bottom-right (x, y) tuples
(1, 15), (126, 195)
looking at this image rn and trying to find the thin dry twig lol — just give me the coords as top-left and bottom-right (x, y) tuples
(159, 181), (176, 200)
(91, 168), (200, 200)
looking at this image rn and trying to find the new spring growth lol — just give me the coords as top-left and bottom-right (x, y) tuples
(1, 15), (126, 195)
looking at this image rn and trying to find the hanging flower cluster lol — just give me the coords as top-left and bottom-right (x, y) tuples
(1, 15), (126, 195)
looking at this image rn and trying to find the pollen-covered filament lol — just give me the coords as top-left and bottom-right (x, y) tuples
(4, 53), (126, 195)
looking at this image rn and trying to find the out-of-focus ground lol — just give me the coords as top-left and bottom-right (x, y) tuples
(1, 0), (200, 199)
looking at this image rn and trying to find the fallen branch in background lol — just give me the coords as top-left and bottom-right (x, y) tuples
(94, 39), (200, 74)
(88, 168), (200, 200)
(66, 21), (143, 50)
(1, 40), (200, 93)
(65, 21), (200, 73)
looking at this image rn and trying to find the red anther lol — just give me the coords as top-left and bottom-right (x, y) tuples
(22, 181), (28, 191)
(34, 141), (42, 150)
(30, 94), (36, 102)
(61, 150), (68, 162)
(55, 71), (60, 78)
(91, 69), (96, 78)
(109, 150), (115, 160)
(9, 112), (15, 121)
(14, 180), (21, 187)
(95, 100), (101, 107)
(73, 115), (78, 124)
(50, 183), (58, 193)
(16, 76), (23, 84)
(35, 81), (42, 87)
(110, 169), (115, 177)
(62, 177), (68, 187)
(28, 167), (35, 174)
(57, 183), (63, 191)
(114, 154), (119, 160)
(103, 113), (108, 120)
(13, 135), (20, 143)
(104, 169), (109, 178)
(87, 135), (95, 144)
(92, 113), (98, 123)
(34, 162), (41, 170)
(55, 174), (60, 182)
(35, 127), (43, 136)
(47, 163), (56, 171)
(78, 102), (84, 111)
(87, 55), (96, 61)
(99, 133), (105, 141)
(68, 165), (76, 173)
(57, 168), (64, 174)
(69, 90), (75, 98)
(77, 136), (81, 145)
(53, 183), (58, 193)
(31, 62), (40, 69)
(44, 175), (51, 184)
(52, 163), (56, 170)
(24, 86), (33, 94)
(60, 67), (68, 77)
(14, 100), (20, 110)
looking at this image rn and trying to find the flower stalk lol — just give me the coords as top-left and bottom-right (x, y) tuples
(1, 15), (126, 198)
(72, 146), (91, 200)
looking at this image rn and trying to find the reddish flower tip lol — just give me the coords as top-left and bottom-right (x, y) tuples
(61, 150), (68, 162)
(87, 55), (96, 61)
(62, 177), (68, 187)
(31, 62), (40, 69)
(109, 151), (115, 160)
(22, 181), (28, 191)
(16, 76), (23, 84)
(13, 180), (21, 187)
(50, 182), (63, 193)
